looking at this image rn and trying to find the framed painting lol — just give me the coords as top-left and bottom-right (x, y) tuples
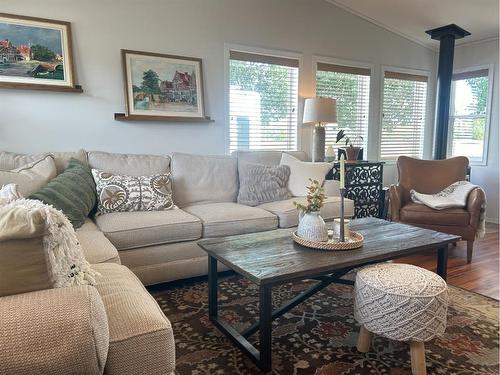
(122, 49), (205, 119)
(0, 13), (77, 91)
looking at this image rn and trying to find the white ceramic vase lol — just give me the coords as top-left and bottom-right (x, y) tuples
(297, 211), (328, 242)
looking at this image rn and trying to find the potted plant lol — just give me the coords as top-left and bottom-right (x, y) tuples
(294, 179), (328, 242)
(336, 130), (363, 161)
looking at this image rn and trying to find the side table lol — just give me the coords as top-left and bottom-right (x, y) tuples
(326, 161), (385, 218)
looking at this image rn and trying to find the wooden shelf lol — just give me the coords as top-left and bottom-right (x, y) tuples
(114, 113), (214, 123)
(0, 83), (83, 93)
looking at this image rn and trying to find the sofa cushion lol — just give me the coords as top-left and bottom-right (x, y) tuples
(400, 202), (470, 226)
(30, 158), (96, 228)
(93, 263), (175, 375)
(0, 155), (56, 196)
(171, 153), (238, 207)
(87, 150), (170, 176)
(0, 285), (109, 375)
(76, 220), (120, 264)
(234, 150), (308, 170)
(0, 149), (87, 175)
(258, 196), (355, 228)
(183, 202), (278, 237)
(95, 209), (202, 250)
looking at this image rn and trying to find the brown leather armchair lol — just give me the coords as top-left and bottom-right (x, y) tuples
(389, 156), (486, 263)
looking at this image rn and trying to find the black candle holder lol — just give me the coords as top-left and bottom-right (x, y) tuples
(339, 187), (346, 242)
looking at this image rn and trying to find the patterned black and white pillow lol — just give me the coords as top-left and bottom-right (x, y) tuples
(92, 169), (175, 214)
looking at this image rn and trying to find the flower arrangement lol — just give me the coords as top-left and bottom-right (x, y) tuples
(294, 179), (326, 213)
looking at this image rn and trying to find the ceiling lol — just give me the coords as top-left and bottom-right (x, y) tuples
(327, 0), (499, 49)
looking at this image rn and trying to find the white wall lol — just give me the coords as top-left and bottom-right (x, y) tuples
(0, 0), (436, 169)
(454, 39), (499, 222)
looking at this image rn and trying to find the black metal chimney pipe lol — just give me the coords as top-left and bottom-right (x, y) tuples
(426, 24), (470, 159)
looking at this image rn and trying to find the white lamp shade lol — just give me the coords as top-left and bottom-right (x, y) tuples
(303, 97), (337, 124)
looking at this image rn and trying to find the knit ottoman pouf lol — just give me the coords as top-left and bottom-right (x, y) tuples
(354, 263), (448, 375)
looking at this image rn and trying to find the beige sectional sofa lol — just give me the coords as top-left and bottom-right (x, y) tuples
(0, 148), (353, 374)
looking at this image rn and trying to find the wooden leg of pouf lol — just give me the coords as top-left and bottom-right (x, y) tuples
(357, 325), (372, 353)
(410, 341), (426, 375)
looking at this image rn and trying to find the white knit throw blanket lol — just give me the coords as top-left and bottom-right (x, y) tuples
(3, 199), (98, 287)
(411, 181), (486, 238)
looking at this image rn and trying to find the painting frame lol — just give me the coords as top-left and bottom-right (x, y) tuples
(121, 49), (206, 119)
(0, 12), (78, 91)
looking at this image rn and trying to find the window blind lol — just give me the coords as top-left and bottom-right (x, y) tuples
(448, 69), (489, 162)
(228, 50), (299, 152)
(315, 63), (370, 151)
(380, 71), (428, 161)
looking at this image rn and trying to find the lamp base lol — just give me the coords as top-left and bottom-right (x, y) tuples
(312, 126), (326, 162)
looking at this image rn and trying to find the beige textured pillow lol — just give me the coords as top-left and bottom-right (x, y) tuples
(0, 155), (56, 196)
(0, 200), (98, 297)
(280, 153), (332, 196)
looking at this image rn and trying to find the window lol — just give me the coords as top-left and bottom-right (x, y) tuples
(448, 68), (491, 164)
(380, 70), (428, 161)
(315, 62), (370, 151)
(228, 50), (299, 152)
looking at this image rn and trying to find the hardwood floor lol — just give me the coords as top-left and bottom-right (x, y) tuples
(397, 222), (499, 300)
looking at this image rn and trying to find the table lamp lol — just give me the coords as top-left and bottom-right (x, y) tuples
(303, 97), (337, 162)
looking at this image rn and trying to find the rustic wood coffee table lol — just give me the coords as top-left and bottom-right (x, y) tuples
(198, 217), (460, 372)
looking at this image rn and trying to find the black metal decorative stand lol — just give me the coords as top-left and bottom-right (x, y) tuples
(327, 161), (385, 218)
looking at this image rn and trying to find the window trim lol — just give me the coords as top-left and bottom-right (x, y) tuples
(312, 55), (375, 156)
(378, 65), (432, 163)
(447, 64), (494, 166)
(224, 43), (303, 154)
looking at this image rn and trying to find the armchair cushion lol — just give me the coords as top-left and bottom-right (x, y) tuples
(400, 202), (470, 226)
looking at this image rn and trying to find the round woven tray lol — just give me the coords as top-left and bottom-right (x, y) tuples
(292, 230), (364, 251)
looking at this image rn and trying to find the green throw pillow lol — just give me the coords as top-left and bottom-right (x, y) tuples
(29, 158), (96, 229)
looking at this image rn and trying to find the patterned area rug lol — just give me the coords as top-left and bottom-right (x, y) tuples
(150, 274), (499, 375)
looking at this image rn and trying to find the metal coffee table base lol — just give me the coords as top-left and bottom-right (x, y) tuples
(209, 256), (354, 372)
(207, 248), (448, 373)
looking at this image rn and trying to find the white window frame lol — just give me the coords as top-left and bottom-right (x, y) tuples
(447, 64), (494, 166)
(224, 43), (304, 154)
(312, 55), (375, 156)
(378, 65), (432, 163)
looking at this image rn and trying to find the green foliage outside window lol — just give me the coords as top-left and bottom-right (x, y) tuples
(316, 71), (360, 132)
(466, 77), (488, 115)
(472, 118), (485, 141)
(382, 78), (422, 131)
(229, 60), (292, 125)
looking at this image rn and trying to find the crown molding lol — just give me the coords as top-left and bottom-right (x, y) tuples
(325, 0), (438, 52)
(455, 36), (499, 48)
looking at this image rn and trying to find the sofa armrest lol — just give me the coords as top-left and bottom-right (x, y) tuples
(323, 179), (340, 197)
(467, 187), (486, 227)
(0, 285), (109, 375)
(389, 184), (404, 221)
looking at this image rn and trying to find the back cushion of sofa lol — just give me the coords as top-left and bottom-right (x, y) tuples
(0, 149), (88, 175)
(87, 151), (170, 176)
(171, 153), (238, 207)
(234, 150), (308, 171)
